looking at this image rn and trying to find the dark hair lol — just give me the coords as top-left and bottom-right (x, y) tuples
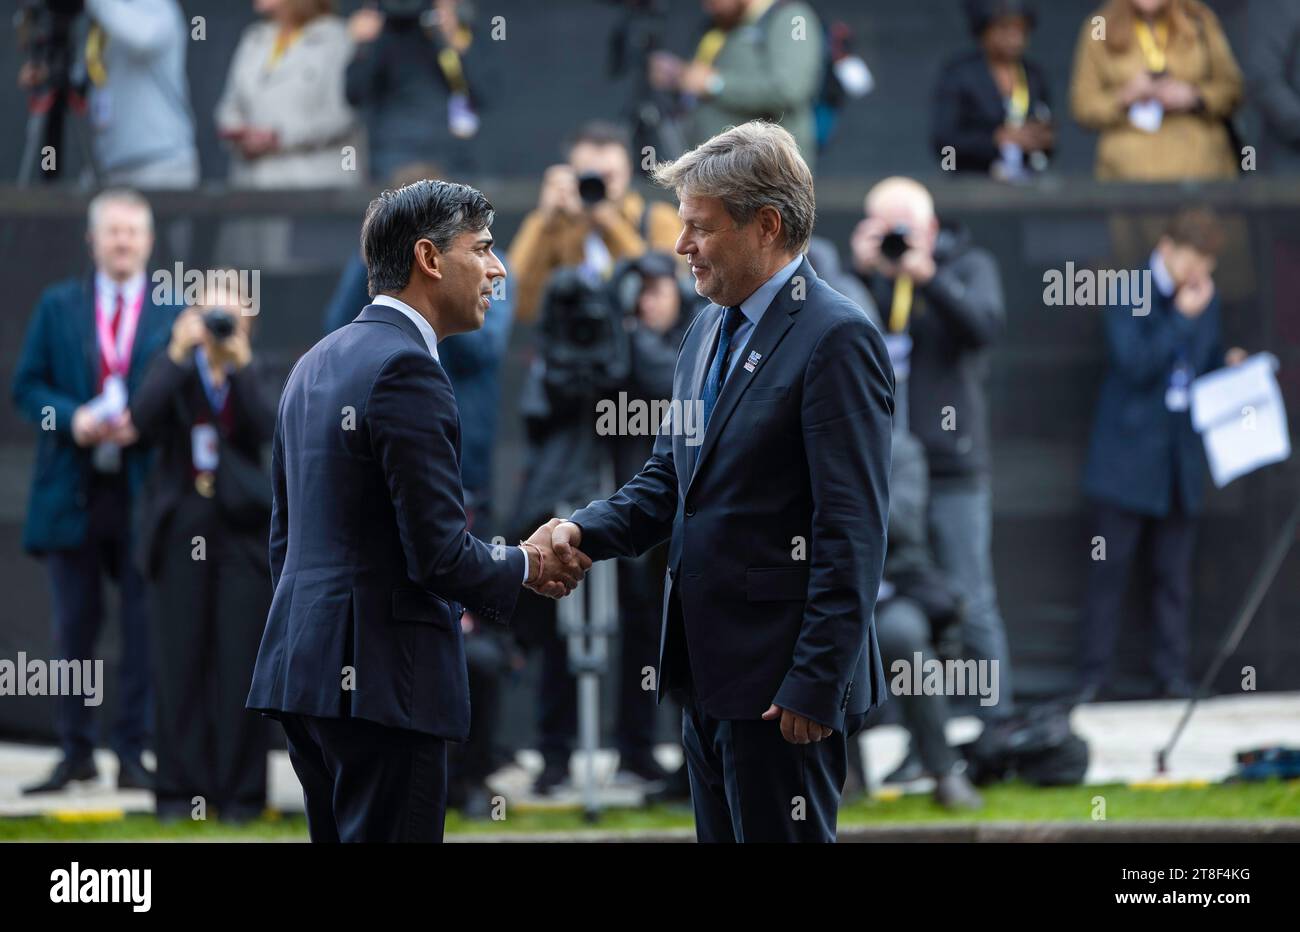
(565, 120), (631, 156)
(964, 0), (1036, 37)
(1164, 208), (1226, 257)
(360, 180), (494, 295)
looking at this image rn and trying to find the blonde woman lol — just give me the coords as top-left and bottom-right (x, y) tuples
(216, 0), (361, 188)
(1070, 0), (1243, 180)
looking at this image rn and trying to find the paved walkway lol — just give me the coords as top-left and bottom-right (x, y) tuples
(1, 692), (1296, 818)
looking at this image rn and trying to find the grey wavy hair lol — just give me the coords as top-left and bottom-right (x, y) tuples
(651, 121), (815, 254)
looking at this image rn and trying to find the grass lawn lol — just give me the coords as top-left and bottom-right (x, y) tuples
(1, 779), (1296, 841)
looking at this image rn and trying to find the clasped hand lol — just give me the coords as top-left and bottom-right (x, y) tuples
(522, 518), (592, 599)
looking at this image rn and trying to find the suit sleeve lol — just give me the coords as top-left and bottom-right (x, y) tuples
(11, 291), (82, 439)
(921, 248), (1005, 349)
(368, 349), (525, 622)
(129, 350), (189, 441)
(269, 407), (288, 590)
(773, 315), (894, 731)
(569, 426), (679, 562)
(1105, 299), (1198, 389)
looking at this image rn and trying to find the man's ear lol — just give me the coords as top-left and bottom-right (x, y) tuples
(413, 238), (442, 281)
(758, 205), (783, 247)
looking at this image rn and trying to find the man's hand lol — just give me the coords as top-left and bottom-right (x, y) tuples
(679, 62), (718, 97)
(538, 165), (581, 219)
(209, 329), (253, 371)
(523, 518), (591, 598)
(347, 7), (384, 44)
(168, 308), (206, 364)
(1225, 347), (1248, 366)
(103, 410), (138, 447)
(72, 405), (108, 447)
(1174, 275), (1215, 318)
(850, 216), (885, 276)
(762, 704), (832, 745)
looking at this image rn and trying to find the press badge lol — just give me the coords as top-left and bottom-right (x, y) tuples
(192, 423), (220, 471)
(1165, 363), (1192, 412)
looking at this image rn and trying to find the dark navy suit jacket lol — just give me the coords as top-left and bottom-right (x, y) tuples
(1083, 274), (1224, 517)
(11, 276), (177, 555)
(571, 258), (895, 733)
(245, 304), (526, 740)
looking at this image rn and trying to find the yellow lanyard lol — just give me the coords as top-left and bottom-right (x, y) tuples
(1007, 64), (1030, 125)
(1134, 18), (1169, 73)
(889, 275), (914, 333)
(267, 27), (302, 70)
(85, 24), (108, 86)
(693, 0), (776, 64)
(437, 25), (473, 93)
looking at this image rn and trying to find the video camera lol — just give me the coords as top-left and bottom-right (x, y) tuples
(537, 267), (630, 400)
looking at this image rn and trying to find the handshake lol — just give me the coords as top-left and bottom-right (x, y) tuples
(518, 518), (591, 599)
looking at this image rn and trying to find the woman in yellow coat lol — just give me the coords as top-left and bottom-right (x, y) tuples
(1070, 0), (1243, 180)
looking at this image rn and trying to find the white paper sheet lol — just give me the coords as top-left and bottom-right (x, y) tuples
(1189, 353), (1290, 488)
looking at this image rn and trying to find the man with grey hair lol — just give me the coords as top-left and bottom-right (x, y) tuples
(541, 122), (895, 842)
(12, 188), (179, 793)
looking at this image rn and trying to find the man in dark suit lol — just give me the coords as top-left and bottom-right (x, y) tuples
(11, 188), (177, 794)
(246, 180), (589, 843)
(543, 122), (895, 842)
(1079, 208), (1246, 702)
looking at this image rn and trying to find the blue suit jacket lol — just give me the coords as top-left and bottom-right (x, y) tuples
(11, 276), (177, 555)
(1083, 279), (1223, 517)
(571, 258), (895, 733)
(245, 304), (526, 740)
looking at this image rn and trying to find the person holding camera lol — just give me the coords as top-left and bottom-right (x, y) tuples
(507, 121), (681, 323)
(129, 291), (277, 822)
(346, 0), (487, 181)
(15, 0), (198, 187)
(851, 177), (1013, 777)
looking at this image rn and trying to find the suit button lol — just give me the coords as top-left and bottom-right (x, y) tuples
(684, 504), (695, 517)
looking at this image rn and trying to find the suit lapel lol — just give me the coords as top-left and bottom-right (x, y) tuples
(686, 257), (812, 492)
(681, 306), (722, 480)
(356, 303), (431, 356)
(76, 277), (98, 398)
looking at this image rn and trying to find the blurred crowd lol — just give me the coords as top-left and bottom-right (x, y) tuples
(7, 0), (1289, 818)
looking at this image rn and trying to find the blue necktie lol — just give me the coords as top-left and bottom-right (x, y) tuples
(701, 306), (743, 429)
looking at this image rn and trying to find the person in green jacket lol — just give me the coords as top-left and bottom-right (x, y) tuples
(649, 0), (824, 172)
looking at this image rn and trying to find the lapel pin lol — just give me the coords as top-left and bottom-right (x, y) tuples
(743, 350), (762, 373)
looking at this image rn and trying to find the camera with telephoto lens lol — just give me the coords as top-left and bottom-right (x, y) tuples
(880, 226), (911, 262)
(577, 172), (607, 206)
(538, 267), (629, 398)
(203, 308), (237, 341)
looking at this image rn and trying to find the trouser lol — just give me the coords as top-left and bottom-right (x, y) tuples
(681, 697), (847, 843)
(1079, 500), (1196, 691)
(45, 474), (151, 763)
(875, 596), (958, 776)
(280, 712), (447, 843)
(149, 492), (269, 817)
(927, 478), (1014, 720)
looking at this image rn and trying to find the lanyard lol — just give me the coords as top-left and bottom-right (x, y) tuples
(1007, 64), (1030, 125)
(1134, 18), (1170, 73)
(195, 347), (232, 416)
(95, 286), (144, 378)
(889, 274), (914, 333)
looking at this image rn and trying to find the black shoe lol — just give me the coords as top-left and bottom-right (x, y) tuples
(21, 756), (99, 795)
(882, 747), (924, 784)
(116, 757), (155, 791)
(531, 762), (569, 796)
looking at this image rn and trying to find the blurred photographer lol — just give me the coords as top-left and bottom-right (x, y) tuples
(130, 289), (277, 822)
(346, 0), (487, 181)
(508, 120), (681, 323)
(16, 0), (198, 187)
(851, 177), (1014, 774)
(511, 253), (701, 794)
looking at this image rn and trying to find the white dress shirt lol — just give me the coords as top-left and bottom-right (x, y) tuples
(371, 294), (440, 362)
